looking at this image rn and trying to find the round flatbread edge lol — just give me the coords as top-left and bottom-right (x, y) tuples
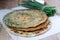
(6, 23), (51, 37)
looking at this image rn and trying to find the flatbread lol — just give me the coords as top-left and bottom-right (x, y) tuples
(6, 22), (51, 37)
(3, 9), (51, 37)
(3, 9), (47, 28)
(7, 19), (50, 32)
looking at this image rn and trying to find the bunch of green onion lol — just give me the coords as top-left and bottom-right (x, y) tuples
(23, 0), (56, 17)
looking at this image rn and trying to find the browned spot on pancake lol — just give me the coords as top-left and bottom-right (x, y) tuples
(13, 30), (19, 33)
(20, 33), (23, 34)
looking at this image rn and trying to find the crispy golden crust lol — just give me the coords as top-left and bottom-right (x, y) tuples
(6, 23), (51, 37)
(12, 26), (48, 33)
(7, 19), (50, 32)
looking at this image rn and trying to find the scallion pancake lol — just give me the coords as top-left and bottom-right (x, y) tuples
(3, 9), (47, 28)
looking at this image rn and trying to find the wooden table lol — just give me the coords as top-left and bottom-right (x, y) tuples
(0, 0), (60, 40)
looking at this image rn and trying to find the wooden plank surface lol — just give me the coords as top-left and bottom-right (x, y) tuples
(0, 0), (18, 9)
(0, 27), (12, 40)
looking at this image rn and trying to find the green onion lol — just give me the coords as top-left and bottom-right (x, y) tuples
(23, 1), (56, 17)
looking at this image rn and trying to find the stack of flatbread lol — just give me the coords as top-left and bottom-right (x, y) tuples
(3, 9), (51, 37)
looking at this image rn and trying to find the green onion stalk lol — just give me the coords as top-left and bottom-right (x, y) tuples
(23, 0), (56, 17)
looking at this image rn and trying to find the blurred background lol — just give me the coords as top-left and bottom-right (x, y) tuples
(0, 0), (60, 14)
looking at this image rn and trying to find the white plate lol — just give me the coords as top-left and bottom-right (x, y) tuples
(0, 6), (60, 40)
